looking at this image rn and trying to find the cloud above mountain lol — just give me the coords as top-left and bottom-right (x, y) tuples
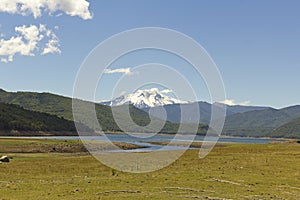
(0, 0), (92, 20)
(220, 99), (251, 106)
(161, 89), (173, 94)
(103, 68), (133, 76)
(0, 24), (60, 63)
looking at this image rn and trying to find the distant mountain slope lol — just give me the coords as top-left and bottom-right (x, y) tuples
(100, 88), (188, 109)
(268, 117), (300, 139)
(223, 106), (300, 137)
(219, 103), (271, 114)
(144, 101), (270, 124)
(109, 105), (208, 134)
(145, 102), (215, 124)
(0, 102), (86, 133)
(101, 88), (269, 124)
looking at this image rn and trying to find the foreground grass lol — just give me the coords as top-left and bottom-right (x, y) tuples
(0, 141), (299, 199)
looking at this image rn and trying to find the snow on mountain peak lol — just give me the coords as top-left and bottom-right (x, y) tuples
(100, 88), (189, 109)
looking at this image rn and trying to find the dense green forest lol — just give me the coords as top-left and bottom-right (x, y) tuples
(0, 102), (84, 132)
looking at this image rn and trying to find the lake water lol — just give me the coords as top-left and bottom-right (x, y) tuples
(4, 133), (285, 152)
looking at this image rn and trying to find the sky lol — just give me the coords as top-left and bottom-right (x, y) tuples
(0, 0), (300, 108)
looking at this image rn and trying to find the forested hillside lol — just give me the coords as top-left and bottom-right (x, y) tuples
(0, 102), (86, 132)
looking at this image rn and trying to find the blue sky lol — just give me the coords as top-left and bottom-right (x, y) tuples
(0, 0), (300, 108)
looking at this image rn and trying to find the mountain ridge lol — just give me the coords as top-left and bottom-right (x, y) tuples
(144, 101), (271, 124)
(0, 89), (208, 135)
(2, 88), (300, 138)
(100, 88), (271, 124)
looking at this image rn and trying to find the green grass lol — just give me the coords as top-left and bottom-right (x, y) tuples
(0, 141), (300, 199)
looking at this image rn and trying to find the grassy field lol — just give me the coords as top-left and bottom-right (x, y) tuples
(0, 139), (299, 199)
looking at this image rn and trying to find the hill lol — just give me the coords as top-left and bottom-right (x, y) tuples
(0, 89), (151, 132)
(223, 106), (300, 137)
(0, 102), (91, 135)
(268, 117), (300, 139)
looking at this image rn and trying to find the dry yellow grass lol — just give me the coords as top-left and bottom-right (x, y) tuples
(0, 139), (299, 199)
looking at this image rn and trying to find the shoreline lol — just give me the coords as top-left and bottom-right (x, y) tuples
(0, 138), (147, 153)
(102, 131), (295, 141)
(0, 131), (296, 142)
(0, 137), (298, 155)
(91, 131), (297, 141)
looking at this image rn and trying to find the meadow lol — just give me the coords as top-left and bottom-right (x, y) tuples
(0, 139), (299, 199)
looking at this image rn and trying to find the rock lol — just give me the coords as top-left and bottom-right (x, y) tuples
(0, 156), (10, 163)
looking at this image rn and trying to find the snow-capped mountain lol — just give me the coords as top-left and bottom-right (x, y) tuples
(100, 88), (189, 109)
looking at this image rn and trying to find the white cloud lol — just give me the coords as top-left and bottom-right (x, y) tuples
(220, 99), (251, 106)
(161, 89), (173, 94)
(239, 100), (251, 106)
(42, 35), (61, 55)
(103, 68), (133, 75)
(0, 24), (60, 62)
(220, 99), (236, 106)
(0, 0), (92, 20)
